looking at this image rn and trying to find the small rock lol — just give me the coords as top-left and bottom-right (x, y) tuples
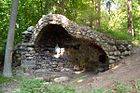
(127, 44), (132, 50)
(109, 52), (114, 55)
(109, 59), (115, 64)
(61, 68), (72, 72)
(24, 73), (30, 76)
(114, 51), (121, 56)
(54, 76), (69, 82)
(27, 26), (34, 31)
(52, 64), (57, 68)
(122, 51), (131, 56)
(35, 77), (44, 80)
(108, 56), (117, 60)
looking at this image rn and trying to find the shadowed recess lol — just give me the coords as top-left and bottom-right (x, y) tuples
(34, 24), (109, 72)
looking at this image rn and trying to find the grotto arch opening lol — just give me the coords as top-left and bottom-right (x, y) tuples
(34, 24), (109, 73)
(35, 24), (73, 48)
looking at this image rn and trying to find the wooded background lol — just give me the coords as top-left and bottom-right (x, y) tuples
(0, 0), (140, 63)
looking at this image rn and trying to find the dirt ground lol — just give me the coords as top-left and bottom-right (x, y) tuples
(62, 47), (140, 92)
(1, 47), (140, 93)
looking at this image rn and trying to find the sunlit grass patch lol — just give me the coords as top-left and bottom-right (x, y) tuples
(104, 30), (132, 41)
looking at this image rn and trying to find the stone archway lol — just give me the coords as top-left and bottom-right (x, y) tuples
(35, 24), (74, 48)
(14, 14), (132, 75)
(33, 24), (109, 72)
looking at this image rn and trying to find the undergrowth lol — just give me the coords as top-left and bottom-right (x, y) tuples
(0, 75), (14, 84)
(0, 75), (139, 93)
(98, 28), (140, 45)
(13, 78), (140, 93)
(100, 29), (132, 41)
(14, 79), (75, 93)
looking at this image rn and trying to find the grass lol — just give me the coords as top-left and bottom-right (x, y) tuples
(83, 80), (140, 93)
(115, 82), (133, 93)
(0, 75), (140, 93)
(0, 75), (15, 93)
(14, 78), (140, 93)
(99, 28), (140, 45)
(134, 79), (140, 90)
(14, 79), (75, 93)
(89, 87), (109, 93)
(0, 75), (14, 84)
(102, 29), (132, 41)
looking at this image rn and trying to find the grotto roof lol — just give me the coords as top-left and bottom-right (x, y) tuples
(30, 14), (116, 51)
(21, 14), (132, 63)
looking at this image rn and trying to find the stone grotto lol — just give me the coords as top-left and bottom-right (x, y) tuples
(13, 14), (132, 76)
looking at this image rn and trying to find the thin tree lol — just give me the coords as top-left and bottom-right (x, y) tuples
(127, 0), (134, 36)
(3, 0), (19, 77)
(56, 0), (65, 15)
(95, 0), (101, 28)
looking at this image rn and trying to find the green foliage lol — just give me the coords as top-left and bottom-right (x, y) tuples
(15, 79), (75, 93)
(132, 0), (140, 42)
(0, 89), (3, 93)
(101, 29), (132, 41)
(87, 79), (140, 93)
(47, 84), (75, 93)
(134, 79), (140, 89)
(0, 0), (11, 48)
(99, 0), (132, 41)
(90, 87), (107, 93)
(0, 77), (139, 93)
(115, 83), (133, 93)
(0, 75), (14, 84)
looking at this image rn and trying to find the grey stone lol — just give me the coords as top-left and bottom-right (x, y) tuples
(114, 51), (121, 56)
(27, 47), (34, 51)
(122, 51), (131, 56)
(27, 26), (34, 32)
(127, 44), (132, 50)
(25, 54), (32, 57)
(34, 69), (47, 74)
(53, 76), (69, 82)
(109, 52), (114, 55)
(52, 64), (57, 68)
(13, 14), (132, 76)
(22, 30), (32, 35)
(108, 56), (118, 60)
(109, 59), (115, 64)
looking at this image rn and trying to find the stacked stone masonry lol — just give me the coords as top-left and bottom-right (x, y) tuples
(14, 14), (132, 75)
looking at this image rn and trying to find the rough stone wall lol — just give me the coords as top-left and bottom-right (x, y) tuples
(31, 14), (132, 64)
(14, 14), (132, 75)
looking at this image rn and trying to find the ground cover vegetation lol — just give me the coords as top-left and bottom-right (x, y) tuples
(1, 76), (139, 93)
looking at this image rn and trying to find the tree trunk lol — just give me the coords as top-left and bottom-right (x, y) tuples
(60, 0), (65, 15)
(3, 0), (19, 77)
(44, 0), (47, 14)
(127, 0), (134, 36)
(55, 0), (65, 15)
(95, 0), (101, 28)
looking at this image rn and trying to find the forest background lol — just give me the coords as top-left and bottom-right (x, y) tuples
(0, 0), (140, 64)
